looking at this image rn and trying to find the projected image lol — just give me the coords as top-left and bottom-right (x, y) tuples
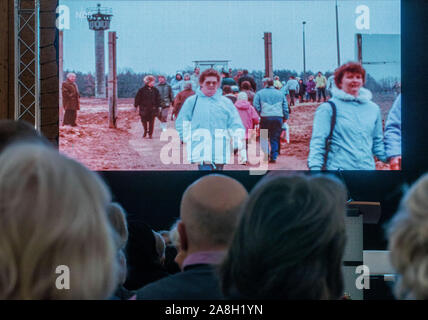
(58, 0), (401, 171)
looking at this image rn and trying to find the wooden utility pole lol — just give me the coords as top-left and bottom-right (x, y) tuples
(302, 21), (306, 79)
(59, 30), (64, 124)
(264, 32), (273, 78)
(335, 0), (341, 66)
(356, 33), (363, 64)
(108, 31), (117, 128)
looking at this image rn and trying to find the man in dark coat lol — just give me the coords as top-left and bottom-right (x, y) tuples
(238, 69), (257, 92)
(134, 75), (162, 139)
(172, 82), (194, 120)
(136, 175), (248, 300)
(62, 73), (80, 126)
(156, 75), (174, 132)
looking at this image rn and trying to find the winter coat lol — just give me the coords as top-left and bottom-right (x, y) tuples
(173, 88), (195, 118)
(134, 85), (162, 120)
(308, 87), (387, 170)
(285, 79), (300, 92)
(235, 100), (260, 139)
(298, 82), (307, 96)
(156, 83), (174, 109)
(327, 75), (336, 91)
(225, 94), (237, 104)
(306, 80), (316, 93)
(175, 88), (245, 164)
(274, 80), (283, 89)
(62, 80), (80, 110)
(238, 75), (257, 92)
(253, 87), (289, 119)
(315, 75), (327, 88)
(171, 78), (183, 97)
(384, 94), (401, 159)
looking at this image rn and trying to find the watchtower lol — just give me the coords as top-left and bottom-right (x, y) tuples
(87, 4), (113, 98)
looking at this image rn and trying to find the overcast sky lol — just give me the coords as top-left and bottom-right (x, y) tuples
(60, 0), (400, 78)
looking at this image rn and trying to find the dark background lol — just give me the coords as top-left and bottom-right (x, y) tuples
(99, 0), (428, 252)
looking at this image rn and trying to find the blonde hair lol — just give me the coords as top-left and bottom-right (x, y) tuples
(388, 173), (428, 300)
(0, 144), (117, 299)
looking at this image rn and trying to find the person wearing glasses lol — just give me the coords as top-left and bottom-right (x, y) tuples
(175, 69), (245, 170)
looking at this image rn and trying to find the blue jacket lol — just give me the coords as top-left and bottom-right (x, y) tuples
(253, 87), (289, 119)
(175, 88), (245, 164)
(285, 79), (300, 92)
(170, 78), (183, 98)
(384, 94), (401, 159)
(308, 87), (387, 170)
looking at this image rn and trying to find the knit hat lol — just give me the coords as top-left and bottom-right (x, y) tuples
(237, 92), (248, 101)
(231, 85), (239, 93)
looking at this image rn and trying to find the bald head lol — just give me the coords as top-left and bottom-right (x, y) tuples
(180, 175), (248, 251)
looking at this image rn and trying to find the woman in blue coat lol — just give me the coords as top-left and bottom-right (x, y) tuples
(308, 62), (387, 170)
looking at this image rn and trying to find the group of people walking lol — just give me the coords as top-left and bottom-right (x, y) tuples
(61, 62), (401, 171)
(133, 63), (401, 171)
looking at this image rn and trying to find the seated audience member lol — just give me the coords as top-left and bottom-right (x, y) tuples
(153, 231), (166, 265)
(123, 219), (169, 291)
(159, 230), (172, 246)
(0, 144), (117, 299)
(164, 245), (181, 275)
(0, 119), (50, 153)
(219, 174), (348, 300)
(136, 174), (248, 300)
(387, 173), (428, 300)
(106, 202), (136, 300)
(162, 221), (182, 274)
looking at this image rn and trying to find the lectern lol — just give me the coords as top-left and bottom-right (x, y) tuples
(342, 201), (381, 300)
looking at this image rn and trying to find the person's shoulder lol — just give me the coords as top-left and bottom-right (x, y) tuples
(316, 100), (335, 114)
(135, 87), (144, 94)
(219, 95), (235, 107)
(182, 94), (197, 105)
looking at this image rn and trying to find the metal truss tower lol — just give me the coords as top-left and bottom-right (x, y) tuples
(14, 0), (40, 128)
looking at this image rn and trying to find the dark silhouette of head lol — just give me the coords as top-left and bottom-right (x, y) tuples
(219, 174), (347, 300)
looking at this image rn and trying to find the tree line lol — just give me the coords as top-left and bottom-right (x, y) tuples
(65, 69), (399, 98)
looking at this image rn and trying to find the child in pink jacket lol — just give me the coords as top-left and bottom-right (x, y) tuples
(234, 92), (260, 163)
